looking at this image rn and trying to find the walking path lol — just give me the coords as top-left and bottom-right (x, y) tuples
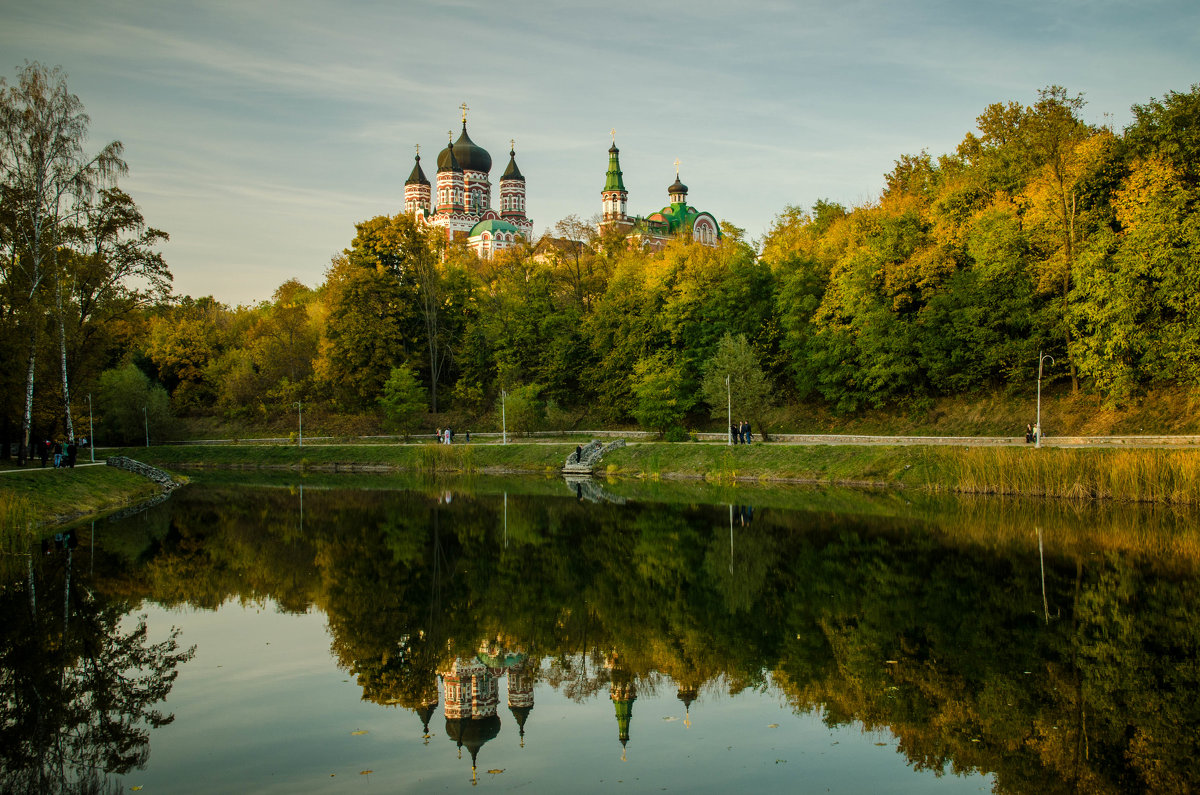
(0, 462), (106, 475)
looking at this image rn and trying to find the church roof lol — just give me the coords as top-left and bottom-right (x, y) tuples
(604, 143), (626, 193)
(437, 140), (462, 173)
(501, 148), (524, 182)
(441, 122), (492, 173)
(406, 154), (430, 186)
(668, 174), (688, 197)
(469, 218), (521, 237)
(645, 205), (721, 238)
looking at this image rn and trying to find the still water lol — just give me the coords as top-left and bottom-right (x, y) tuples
(4, 473), (1200, 793)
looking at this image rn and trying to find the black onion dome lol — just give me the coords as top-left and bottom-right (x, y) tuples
(501, 149), (524, 182)
(668, 174), (688, 196)
(406, 154), (430, 185)
(436, 140), (461, 173)
(450, 123), (492, 173)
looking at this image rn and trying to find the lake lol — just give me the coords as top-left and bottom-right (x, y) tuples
(3, 473), (1199, 793)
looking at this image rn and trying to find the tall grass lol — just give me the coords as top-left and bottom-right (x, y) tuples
(935, 447), (1200, 504)
(0, 492), (36, 552)
(418, 444), (476, 474)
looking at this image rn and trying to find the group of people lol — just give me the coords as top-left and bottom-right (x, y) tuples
(434, 427), (469, 444)
(39, 438), (85, 468)
(730, 420), (754, 445)
(1024, 424), (1041, 444)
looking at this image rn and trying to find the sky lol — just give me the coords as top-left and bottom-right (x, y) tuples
(2, 0), (1197, 305)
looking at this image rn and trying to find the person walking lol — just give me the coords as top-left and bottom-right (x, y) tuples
(435, 427), (442, 445)
(575, 444), (583, 464)
(67, 439), (78, 468)
(39, 440), (49, 468)
(742, 420), (752, 445)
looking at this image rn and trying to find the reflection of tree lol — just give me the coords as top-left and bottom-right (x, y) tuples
(94, 481), (1200, 793)
(0, 548), (194, 794)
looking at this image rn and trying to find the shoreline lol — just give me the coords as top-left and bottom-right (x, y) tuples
(117, 441), (1200, 503)
(6, 439), (1200, 532)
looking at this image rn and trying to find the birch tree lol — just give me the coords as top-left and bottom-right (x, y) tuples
(0, 63), (125, 462)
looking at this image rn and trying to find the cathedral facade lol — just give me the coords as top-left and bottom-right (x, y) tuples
(403, 106), (532, 258)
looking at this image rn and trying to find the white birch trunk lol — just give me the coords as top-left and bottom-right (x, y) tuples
(56, 276), (75, 440)
(20, 327), (37, 464)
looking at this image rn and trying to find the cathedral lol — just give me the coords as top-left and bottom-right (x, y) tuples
(403, 108), (722, 257)
(598, 134), (722, 248)
(403, 104), (532, 258)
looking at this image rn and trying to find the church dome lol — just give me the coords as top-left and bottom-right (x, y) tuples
(501, 148), (524, 182)
(441, 123), (492, 174)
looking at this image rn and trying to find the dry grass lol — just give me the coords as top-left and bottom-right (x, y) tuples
(935, 447), (1200, 504)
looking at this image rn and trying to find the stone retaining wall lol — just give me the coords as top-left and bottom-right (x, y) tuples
(106, 456), (182, 491)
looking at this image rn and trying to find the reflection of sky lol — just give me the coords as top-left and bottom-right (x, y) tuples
(2, 1), (1197, 304)
(122, 601), (990, 793)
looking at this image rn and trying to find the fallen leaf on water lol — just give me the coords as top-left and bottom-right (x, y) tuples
(350, 730), (368, 736)
(662, 716), (678, 722)
(360, 770), (372, 775)
(875, 742), (887, 746)
(767, 723), (779, 729)
(131, 788), (143, 792)
(487, 769), (505, 774)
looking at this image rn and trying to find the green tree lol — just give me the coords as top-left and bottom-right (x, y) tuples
(700, 332), (774, 438)
(95, 361), (171, 444)
(631, 351), (693, 435)
(498, 383), (543, 437)
(378, 364), (427, 440)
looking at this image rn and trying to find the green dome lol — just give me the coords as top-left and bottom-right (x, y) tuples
(469, 219), (521, 237)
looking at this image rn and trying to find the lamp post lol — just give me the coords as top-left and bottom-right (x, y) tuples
(1036, 351), (1054, 449)
(143, 406), (149, 448)
(87, 393), (94, 463)
(726, 375), (732, 446)
(501, 390), (507, 445)
(294, 401), (303, 447)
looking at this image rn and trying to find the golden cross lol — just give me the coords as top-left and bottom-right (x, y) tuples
(415, 143), (420, 156)
(510, 138), (515, 151)
(447, 129), (453, 143)
(460, 102), (469, 123)
(674, 158), (681, 175)
(610, 128), (616, 142)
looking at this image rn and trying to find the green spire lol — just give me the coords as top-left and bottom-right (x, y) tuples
(604, 141), (626, 193)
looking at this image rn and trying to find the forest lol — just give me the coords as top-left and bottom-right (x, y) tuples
(4, 61), (1200, 454)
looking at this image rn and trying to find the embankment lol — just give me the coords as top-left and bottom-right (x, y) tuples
(0, 464), (170, 534)
(112, 441), (1200, 504)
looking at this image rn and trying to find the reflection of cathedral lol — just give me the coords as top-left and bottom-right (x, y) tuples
(437, 639), (536, 783)
(607, 652), (638, 761)
(404, 104), (533, 259)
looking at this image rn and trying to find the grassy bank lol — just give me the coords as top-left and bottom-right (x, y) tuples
(114, 440), (1200, 504)
(0, 466), (167, 535)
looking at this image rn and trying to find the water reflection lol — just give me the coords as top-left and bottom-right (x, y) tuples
(0, 527), (194, 795)
(8, 477), (1200, 793)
